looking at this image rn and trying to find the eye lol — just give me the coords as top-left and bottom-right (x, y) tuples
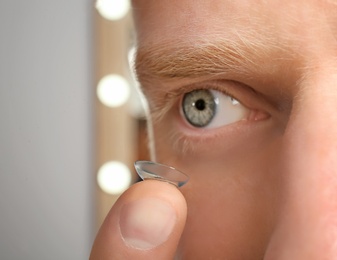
(181, 89), (249, 128)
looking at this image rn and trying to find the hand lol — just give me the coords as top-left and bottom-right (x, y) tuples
(90, 180), (187, 260)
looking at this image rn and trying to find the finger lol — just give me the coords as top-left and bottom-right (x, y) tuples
(90, 180), (187, 260)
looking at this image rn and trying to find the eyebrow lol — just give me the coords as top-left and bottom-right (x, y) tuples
(135, 34), (290, 83)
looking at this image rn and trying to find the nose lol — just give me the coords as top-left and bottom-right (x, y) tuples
(265, 70), (337, 259)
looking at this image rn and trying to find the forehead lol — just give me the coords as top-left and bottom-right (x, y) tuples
(132, 0), (337, 48)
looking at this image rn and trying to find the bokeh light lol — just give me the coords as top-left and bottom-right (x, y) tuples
(97, 74), (130, 107)
(96, 0), (130, 21)
(97, 161), (132, 195)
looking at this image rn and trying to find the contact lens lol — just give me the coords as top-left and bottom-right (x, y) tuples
(134, 161), (189, 187)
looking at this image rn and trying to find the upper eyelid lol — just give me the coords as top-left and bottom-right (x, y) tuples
(165, 80), (244, 103)
(163, 80), (257, 115)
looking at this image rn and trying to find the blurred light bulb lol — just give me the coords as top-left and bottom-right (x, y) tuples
(97, 161), (132, 195)
(97, 74), (130, 107)
(96, 0), (130, 21)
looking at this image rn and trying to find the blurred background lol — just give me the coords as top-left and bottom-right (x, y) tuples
(0, 1), (148, 259)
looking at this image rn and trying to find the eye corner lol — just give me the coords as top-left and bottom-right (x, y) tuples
(247, 109), (271, 122)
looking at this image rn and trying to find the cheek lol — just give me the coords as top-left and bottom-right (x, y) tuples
(153, 119), (283, 258)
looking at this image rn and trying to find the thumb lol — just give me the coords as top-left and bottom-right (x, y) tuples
(90, 179), (187, 260)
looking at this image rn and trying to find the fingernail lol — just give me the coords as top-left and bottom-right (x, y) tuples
(119, 198), (176, 250)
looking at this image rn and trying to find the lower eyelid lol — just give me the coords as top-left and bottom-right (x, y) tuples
(162, 100), (272, 156)
(168, 115), (250, 155)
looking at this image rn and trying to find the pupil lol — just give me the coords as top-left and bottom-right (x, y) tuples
(195, 99), (206, 110)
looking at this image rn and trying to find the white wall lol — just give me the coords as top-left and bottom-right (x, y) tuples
(0, 1), (94, 259)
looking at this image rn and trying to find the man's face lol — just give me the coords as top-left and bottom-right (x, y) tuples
(133, 1), (337, 258)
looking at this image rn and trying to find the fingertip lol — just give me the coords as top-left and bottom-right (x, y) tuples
(90, 180), (187, 260)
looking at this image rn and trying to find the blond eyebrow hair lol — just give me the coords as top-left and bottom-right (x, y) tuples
(135, 33), (291, 83)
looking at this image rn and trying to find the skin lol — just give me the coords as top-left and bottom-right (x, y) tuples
(91, 0), (337, 259)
